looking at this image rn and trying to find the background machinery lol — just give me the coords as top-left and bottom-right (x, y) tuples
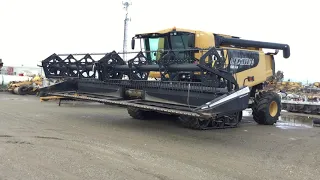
(264, 79), (320, 114)
(7, 75), (43, 95)
(39, 27), (290, 130)
(276, 82), (320, 114)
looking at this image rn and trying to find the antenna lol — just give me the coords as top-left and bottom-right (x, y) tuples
(122, 0), (132, 62)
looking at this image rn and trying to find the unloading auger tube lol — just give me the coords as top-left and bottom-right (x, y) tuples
(214, 35), (290, 58)
(40, 47), (250, 130)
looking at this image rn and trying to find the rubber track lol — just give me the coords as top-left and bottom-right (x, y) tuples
(179, 116), (238, 130)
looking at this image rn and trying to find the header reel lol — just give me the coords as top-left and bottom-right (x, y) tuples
(42, 47), (231, 83)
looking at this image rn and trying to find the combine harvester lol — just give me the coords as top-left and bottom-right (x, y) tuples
(39, 27), (290, 130)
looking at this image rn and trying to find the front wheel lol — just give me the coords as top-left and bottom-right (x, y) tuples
(252, 91), (281, 125)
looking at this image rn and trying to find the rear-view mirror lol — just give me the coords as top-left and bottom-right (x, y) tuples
(131, 38), (135, 50)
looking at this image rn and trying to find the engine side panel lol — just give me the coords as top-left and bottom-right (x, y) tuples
(231, 52), (274, 88)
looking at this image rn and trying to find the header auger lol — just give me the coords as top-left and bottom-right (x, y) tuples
(39, 27), (290, 130)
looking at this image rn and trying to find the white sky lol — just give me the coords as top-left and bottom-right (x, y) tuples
(0, 0), (319, 82)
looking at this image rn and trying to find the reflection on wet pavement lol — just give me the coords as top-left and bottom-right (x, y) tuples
(242, 109), (319, 129)
(276, 115), (315, 129)
(242, 109), (252, 116)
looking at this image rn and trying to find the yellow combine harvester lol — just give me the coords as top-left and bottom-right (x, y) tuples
(40, 27), (291, 129)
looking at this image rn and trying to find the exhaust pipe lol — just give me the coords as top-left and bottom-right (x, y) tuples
(215, 35), (290, 58)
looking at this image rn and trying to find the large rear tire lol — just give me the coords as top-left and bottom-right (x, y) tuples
(252, 91), (281, 125)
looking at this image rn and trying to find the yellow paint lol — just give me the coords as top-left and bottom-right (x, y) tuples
(269, 101), (278, 117)
(135, 27), (279, 87)
(40, 96), (65, 102)
(235, 53), (273, 88)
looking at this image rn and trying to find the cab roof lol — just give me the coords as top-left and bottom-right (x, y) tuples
(134, 27), (240, 39)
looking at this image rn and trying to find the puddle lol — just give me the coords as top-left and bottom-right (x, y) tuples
(243, 109), (252, 116)
(276, 115), (315, 129)
(242, 109), (318, 129)
(242, 109), (287, 117)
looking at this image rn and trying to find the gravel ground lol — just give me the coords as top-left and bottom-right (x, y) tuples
(0, 93), (319, 180)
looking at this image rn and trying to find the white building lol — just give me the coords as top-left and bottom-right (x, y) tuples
(0, 66), (44, 76)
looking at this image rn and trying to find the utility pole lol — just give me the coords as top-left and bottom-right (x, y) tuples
(122, 0), (132, 62)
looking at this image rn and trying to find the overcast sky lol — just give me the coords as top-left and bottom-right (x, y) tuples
(0, 0), (319, 82)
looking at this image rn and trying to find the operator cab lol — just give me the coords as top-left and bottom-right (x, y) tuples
(131, 28), (196, 63)
(130, 27), (222, 81)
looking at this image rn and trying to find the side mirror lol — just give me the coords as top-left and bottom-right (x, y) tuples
(188, 34), (195, 48)
(131, 38), (135, 50)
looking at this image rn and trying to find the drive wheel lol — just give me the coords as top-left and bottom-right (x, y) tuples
(224, 111), (243, 127)
(252, 91), (281, 125)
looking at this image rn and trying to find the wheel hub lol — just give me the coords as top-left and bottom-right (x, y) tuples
(269, 101), (278, 117)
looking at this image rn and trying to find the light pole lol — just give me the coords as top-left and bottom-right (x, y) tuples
(122, 0), (132, 62)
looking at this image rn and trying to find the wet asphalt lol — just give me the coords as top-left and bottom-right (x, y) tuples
(0, 93), (319, 180)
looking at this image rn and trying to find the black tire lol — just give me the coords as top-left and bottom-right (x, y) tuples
(252, 91), (281, 125)
(127, 107), (149, 120)
(15, 85), (29, 95)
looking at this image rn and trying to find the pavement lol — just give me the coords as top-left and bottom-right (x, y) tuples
(0, 93), (319, 180)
